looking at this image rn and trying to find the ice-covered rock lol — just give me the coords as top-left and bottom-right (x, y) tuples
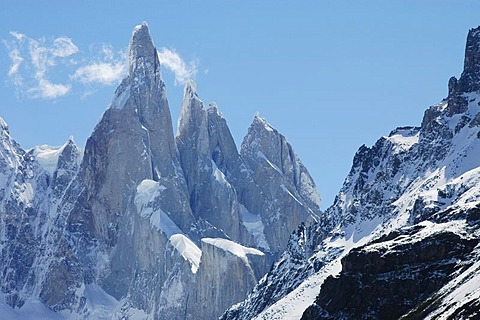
(186, 238), (266, 320)
(238, 114), (321, 253)
(176, 81), (249, 244)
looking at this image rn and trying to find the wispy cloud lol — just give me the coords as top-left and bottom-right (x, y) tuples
(7, 46), (23, 77)
(3, 32), (199, 100)
(4, 32), (25, 87)
(71, 44), (126, 85)
(10, 31), (25, 41)
(51, 37), (78, 58)
(72, 61), (126, 85)
(157, 48), (197, 85)
(4, 32), (76, 99)
(28, 79), (71, 99)
(4, 33), (127, 99)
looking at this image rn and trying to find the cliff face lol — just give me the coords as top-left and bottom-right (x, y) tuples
(0, 22), (320, 320)
(223, 25), (480, 320)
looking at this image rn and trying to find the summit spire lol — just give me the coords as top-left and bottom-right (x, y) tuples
(128, 22), (160, 81)
(457, 26), (480, 93)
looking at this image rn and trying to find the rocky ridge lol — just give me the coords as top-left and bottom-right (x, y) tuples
(0, 22), (320, 319)
(223, 25), (480, 320)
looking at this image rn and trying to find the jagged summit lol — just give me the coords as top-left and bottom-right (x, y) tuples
(177, 80), (205, 138)
(250, 113), (276, 134)
(0, 21), (321, 320)
(129, 21), (155, 63)
(449, 25), (480, 95)
(387, 126), (420, 138)
(0, 117), (9, 133)
(128, 21), (161, 85)
(184, 79), (198, 96)
(458, 26), (480, 93)
(207, 102), (220, 113)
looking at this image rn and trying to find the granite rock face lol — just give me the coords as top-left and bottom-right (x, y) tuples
(302, 221), (479, 319)
(176, 82), (246, 244)
(457, 26), (480, 94)
(0, 22), (320, 319)
(0, 121), (50, 308)
(238, 115), (321, 253)
(187, 238), (266, 320)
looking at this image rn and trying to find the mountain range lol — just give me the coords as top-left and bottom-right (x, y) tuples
(1, 22), (480, 319)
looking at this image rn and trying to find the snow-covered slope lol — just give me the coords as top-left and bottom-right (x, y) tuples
(5, 20), (480, 320)
(223, 25), (480, 320)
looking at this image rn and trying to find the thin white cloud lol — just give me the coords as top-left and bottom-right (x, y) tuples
(4, 32), (79, 99)
(3, 35), (24, 88)
(29, 39), (49, 75)
(3, 32), (199, 101)
(28, 79), (70, 99)
(70, 44), (127, 86)
(28, 38), (71, 99)
(8, 48), (23, 76)
(51, 37), (78, 58)
(10, 31), (25, 41)
(5, 42), (23, 75)
(72, 61), (126, 85)
(102, 44), (114, 61)
(157, 48), (197, 85)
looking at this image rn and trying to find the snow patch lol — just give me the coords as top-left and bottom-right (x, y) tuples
(0, 298), (64, 320)
(425, 259), (480, 319)
(135, 180), (174, 236)
(343, 216), (383, 243)
(281, 184), (303, 206)
(257, 151), (282, 174)
(31, 139), (77, 175)
(240, 205), (270, 251)
(81, 284), (121, 319)
(0, 284), (150, 320)
(135, 179), (163, 211)
(253, 259), (341, 320)
(135, 180), (201, 273)
(18, 182), (34, 205)
(212, 160), (228, 185)
(202, 238), (264, 267)
(169, 234), (202, 273)
(254, 114), (274, 132)
(365, 220), (466, 254)
(110, 84), (131, 109)
(386, 131), (419, 153)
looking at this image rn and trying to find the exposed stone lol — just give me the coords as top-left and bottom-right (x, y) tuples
(457, 26), (480, 93)
(302, 227), (478, 320)
(187, 239), (267, 320)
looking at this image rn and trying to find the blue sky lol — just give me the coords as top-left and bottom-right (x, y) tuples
(1, 1), (480, 209)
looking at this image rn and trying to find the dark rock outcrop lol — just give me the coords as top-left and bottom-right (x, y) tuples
(302, 224), (478, 319)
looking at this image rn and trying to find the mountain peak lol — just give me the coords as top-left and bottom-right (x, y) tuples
(463, 26), (480, 70)
(251, 113), (276, 133)
(184, 79), (198, 97)
(128, 21), (159, 78)
(457, 25), (480, 93)
(0, 117), (9, 134)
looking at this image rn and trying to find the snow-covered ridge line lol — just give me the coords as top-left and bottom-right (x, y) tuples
(31, 138), (80, 175)
(135, 179), (202, 273)
(202, 238), (264, 264)
(170, 234), (202, 273)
